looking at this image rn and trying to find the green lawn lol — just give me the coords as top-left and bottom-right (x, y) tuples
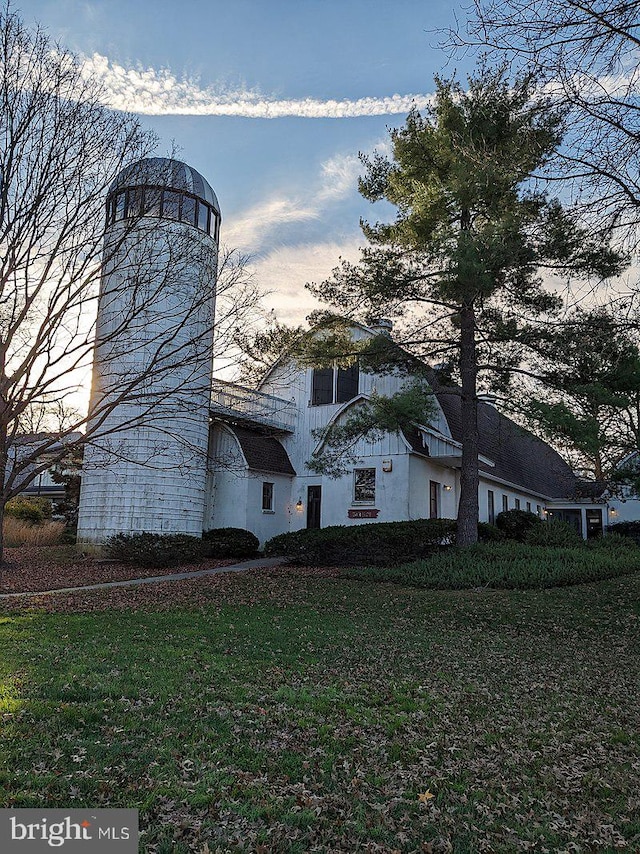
(1, 570), (639, 852)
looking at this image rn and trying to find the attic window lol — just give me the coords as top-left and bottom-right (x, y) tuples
(311, 363), (359, 405)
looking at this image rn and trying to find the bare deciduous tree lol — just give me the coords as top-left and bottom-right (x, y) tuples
(0, 5), (261, 564)
(448, 1), (640, 241)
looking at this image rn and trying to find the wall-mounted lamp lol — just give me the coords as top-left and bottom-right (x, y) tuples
(443, 484), (452, 491)
(608, 507), (618, 517)
(295, 499), (303, 512)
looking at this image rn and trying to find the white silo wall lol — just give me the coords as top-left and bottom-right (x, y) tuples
(77, 193), (218, 543)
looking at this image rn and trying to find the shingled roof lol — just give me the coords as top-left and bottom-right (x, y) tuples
(232, 426), (296, 476)
(431, 385), (577, 499)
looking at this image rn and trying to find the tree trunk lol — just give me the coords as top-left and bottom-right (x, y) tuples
(456, 305), (480, 546)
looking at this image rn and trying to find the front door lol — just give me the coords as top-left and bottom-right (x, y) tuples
(307, 485), (321, 529)
(586, 508), (603, 539)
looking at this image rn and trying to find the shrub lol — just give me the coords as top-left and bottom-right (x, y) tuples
(495, 509), (542, 541)
(524, 520), (582, 547)
(608, 520), (640, 545)
(202, 527), (259, 559)
(5, 496), (52, 524)
(264, 518), (457, 566)
(477, 522), (505, 542)
(588, 532), (637, 551)
(344, 541), (640, 590)
(3, 517), (65, 547)
(104, 532), (205, 568)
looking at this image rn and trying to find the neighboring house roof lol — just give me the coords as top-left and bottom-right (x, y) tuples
(431, 383), (577, 498)
(232, 426), (296, 476)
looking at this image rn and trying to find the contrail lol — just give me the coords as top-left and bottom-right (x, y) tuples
(81, 53), (433, 118)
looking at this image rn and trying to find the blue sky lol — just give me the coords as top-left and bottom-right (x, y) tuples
(19, 0), (473, 324)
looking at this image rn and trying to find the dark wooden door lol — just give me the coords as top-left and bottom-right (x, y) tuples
(307, 485), (322, 529)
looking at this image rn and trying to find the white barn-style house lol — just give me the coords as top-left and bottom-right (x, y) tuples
(205, 319), (613, 544)
(75, 157), (633, 545)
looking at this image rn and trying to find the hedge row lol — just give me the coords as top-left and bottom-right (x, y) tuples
(264, 518), (458, 566)
(104, 527), (258, 567)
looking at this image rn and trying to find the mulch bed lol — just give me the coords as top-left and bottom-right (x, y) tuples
(0, 546), (238, 594)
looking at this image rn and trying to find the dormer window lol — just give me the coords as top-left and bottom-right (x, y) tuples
(311, 363), (359, 405)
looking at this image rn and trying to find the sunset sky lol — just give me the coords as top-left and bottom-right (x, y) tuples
(18, 0), (474, 324)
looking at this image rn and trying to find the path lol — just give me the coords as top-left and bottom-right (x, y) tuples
(0, 556), (285, 599)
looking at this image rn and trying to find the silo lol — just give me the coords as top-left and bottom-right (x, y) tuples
(77, 158), (220, 544)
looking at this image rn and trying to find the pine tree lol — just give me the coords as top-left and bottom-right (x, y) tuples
(308, 68), (624, 545)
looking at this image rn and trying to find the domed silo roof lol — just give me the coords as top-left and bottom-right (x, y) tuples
(110, 157), (220, 216)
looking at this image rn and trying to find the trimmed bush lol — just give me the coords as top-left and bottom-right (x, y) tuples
(477, 522), (505, 542)
(524, 520), (582, 547)
(608, 520), (640, 545)
(202, 527), (259, 559)
(264, 518), (457, 566)
(5, 497), (52, 524)
(495, 509), (542, 541)
(345, 541), (640, 590)
(104, 533), (205, 567)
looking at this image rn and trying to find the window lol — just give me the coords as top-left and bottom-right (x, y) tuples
(526, 501), (531, 513)
(354, 468), (375, 503)
(105, 186), (218, 237)
(502, 494), (508, 513)
(125, 186), (143, 219)
(488, 490), (495, 524)
(514, 498), (521, 510)
(536, 504), (542, 516)
(311, 363), (359, 405)
(198, 200), (209, 232)
(429, 481), (440, 519)
(182, 195), (197, 227)
(162, 189), (181, 220)
(142, 187), (162, 217)
(114, 190), (126, 221)
(262, 482), (274, 512)
(336, 363), (359, 403)
(311, 368), (333, 405)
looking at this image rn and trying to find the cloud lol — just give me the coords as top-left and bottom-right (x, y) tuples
(248, 239), (364, 324)
(223, 196), (320, 252)
(80, 53), (433, 118)
(224, 139), (391, 252)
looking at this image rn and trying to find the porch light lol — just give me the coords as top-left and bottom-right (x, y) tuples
(609, 507), (618, 516)
(295, 499), (303, 512)
(443, 485), (452, 491)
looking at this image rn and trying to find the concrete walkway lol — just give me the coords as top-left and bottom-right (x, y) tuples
(0, 556), (285, 599)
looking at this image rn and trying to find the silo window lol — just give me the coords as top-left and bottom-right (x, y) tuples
(182, 195), (197, 227)
(105, 196), (115, 227)
(143, 188), (162, 217)
(114, 191), (126, 221)
(125, 186), (143, 219)
(106, 185), (219, 238)
(162, 190), (181, 221)
(197, 201), (209, 232)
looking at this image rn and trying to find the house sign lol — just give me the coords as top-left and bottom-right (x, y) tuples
(348, 508), (380, 519)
